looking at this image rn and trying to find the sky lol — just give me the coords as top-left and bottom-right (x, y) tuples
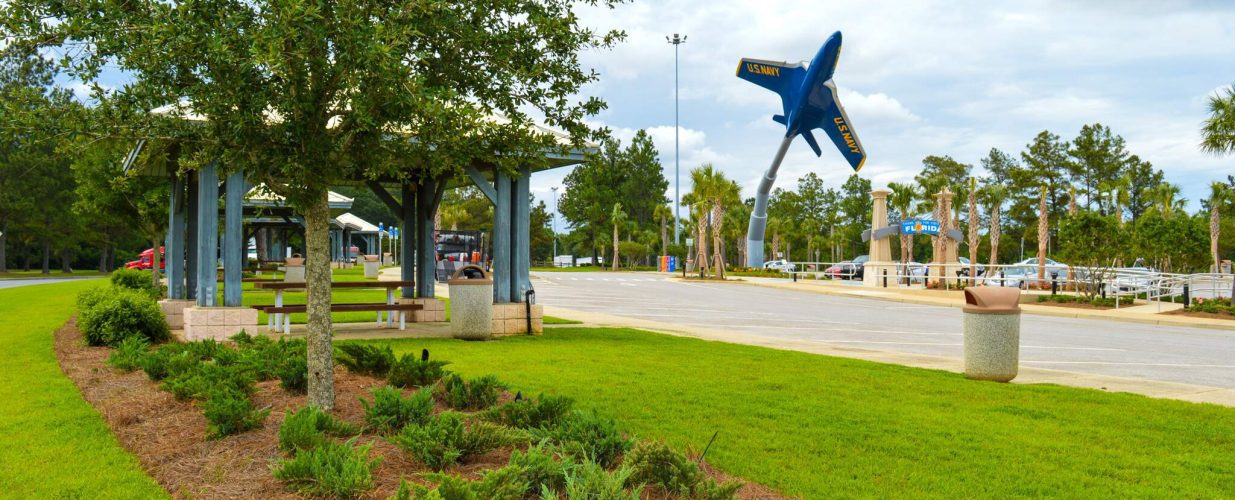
(529, 0), (1235, 224)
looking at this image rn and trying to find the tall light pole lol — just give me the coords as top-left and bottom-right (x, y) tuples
(550, 186), (559, 266)
(667, 33), (686, 244)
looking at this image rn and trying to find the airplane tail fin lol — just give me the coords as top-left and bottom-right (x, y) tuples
(736, 58), (806, 118)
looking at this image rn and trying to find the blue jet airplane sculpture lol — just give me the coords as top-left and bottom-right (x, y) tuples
(737, 31), (866, 267)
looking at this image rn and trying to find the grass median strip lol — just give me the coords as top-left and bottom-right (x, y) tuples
(365, 328), (1235, 498)
(0, 280), (166, 498)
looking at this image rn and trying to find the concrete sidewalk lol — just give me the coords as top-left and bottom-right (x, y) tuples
(543, 304), (1235, 408)
(720, 276), (1235, 332)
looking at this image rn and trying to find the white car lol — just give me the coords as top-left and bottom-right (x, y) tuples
(762, 260), (796, 272)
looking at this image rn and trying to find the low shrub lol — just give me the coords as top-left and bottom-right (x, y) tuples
(532, 410), (632, 468)
(563, 461), (641, 500)
(138, 343), (195, 381)
(278, 355), (309, 394)
(436, 373), (506, 411)
(278, 406), (360, 453)
(77, 287), (169, 346)
(273, 440), (380, 499)
(335, 343), (396, 378)
(161, 361), (256, 401)
(202, 388), (270, 438)
(391, 412), (526, 470)
(388, 352), (449, 388)
(394, 467), (528, 500)
(359, 386), (433, 434)
(107, 336), (149, 372)
(1187, 298), (1235, 315)
(623, 440), (741, 500)
(110, 268), (161, 298)
(481, 394), (574, 429)
(76, 286), (113, 313)
(508, 443), (573, 495)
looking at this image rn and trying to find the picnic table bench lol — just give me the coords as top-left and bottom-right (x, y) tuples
(253, 280), (420, 333)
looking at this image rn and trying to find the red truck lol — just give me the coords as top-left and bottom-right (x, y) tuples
(125, 247), (166, 270)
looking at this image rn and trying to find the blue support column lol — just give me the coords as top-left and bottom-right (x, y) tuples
(416, 181), (438, 299)
(493, 170), (512, 303)
(167, 174), (187, 299)
(512, 166), (531, 301)
(223, 171), (245, 307)
(196, 162), (219, 306)
(185, 172), (199, 300)
(401, 184), (416, 298)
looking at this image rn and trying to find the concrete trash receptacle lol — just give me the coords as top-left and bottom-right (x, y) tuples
(962, 287), (1021, 382)
(284, 254), (306, 283)
(449, 265), (493, 340)
(363, 255), (380, 279)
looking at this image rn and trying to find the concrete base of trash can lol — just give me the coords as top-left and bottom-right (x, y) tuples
(284, 266), (305, 283)
(363, 261), (379, 279)
(963, 313), (1020, 382)
(449, 284), (493, 340)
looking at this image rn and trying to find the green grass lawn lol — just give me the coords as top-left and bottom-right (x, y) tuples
(360, 328), (1235, 497)
(0, 280), (166, 498)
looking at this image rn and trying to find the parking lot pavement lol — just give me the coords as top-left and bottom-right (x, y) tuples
(532, 271), (1235, 389)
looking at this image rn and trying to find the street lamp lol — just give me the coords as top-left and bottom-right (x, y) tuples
(550, 186), (559, 267)
(666, 33), (686, 245)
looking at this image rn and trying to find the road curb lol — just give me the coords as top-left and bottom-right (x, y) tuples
(737, 279), (1235, 332)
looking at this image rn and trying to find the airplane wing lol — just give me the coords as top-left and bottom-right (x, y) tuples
(735, 58), (806, 116)
(815, 82), (866, 172)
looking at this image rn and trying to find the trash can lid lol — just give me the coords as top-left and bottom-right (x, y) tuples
(448, 265), (492, 285)
(963, 287), (1021, 314)
(363, 255), (379, 262)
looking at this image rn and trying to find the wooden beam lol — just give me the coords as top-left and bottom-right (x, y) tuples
(464, 165), (498, 205)
(367, 180), (403, 213)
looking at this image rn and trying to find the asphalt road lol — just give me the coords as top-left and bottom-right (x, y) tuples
(0, 276), (101, 289)
(532, 271), (1235, 389)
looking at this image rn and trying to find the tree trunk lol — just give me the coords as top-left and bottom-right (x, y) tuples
(611, 223), (619, 272)
(151, 235), (162, 289)
(696, 209), (709, 279)
(736, 235), (746, 269)
(60, 248), (72, 273)
(1037, 186), (1048, 284)
(988, 205), (1001, 268)
(41, 241), (50, 275)
(711, 204), (725, 279)
(303, 190), (335, 410)
(968, 190), (978, 282)
(660, 218), (667, 257)
(1212, 206), (1220, 273)
(98, 245), (108, 273)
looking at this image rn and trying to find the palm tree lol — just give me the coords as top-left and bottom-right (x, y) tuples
(888, 182), (917, 270)
(688, 165), (740, 279)
(1201, 84), (1235, 157)
(439, 204), (468, 231)
(1209, 182), (1231, 273)
(610, 202), (626, 271)
(979, 184), (1006, 267)
(1067, 185), (1078, 216)
(1037, 185), (1048, 283)
(1150, 183), (1183, 218)
(967, 177), (979, 281)
(652, 204), (672, 257)
(725, 201), (751, 268)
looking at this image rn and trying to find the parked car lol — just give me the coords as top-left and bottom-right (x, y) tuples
(825, 255), (868, 280)
(1111, 267), (1159, 291)
(125, 247), (166, 270)
(957, 257), (985, 277)
(763, 259), (796, 273)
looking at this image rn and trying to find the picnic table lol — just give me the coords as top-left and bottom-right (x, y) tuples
(253, 280), (420, 333)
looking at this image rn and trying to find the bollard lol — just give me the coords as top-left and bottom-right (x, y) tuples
(1050, 272), (1058, 295)
(524, 289), (535, 335)
(883, 269), (888, 288)
(962, 287), (1022, 382)
(1183, 284), (1191, 307)
(793, 270), (797, 282)
(1101, 281), (1106, 300)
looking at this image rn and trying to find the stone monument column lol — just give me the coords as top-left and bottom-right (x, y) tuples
(864, 188), (894, 287)
(930, 188), (955, 287)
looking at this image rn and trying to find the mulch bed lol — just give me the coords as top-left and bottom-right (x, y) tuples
(54, 318), (784, 499)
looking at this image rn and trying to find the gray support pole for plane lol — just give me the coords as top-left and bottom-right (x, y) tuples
(493, 170), (512, 303)
(167, 174), (187, 299)
(417, 181), (440, 299)
(512, 166), (531, 301)
(401, 183), (416, 299)
(222, 171), (245, 307)
(746, 135), (795, 268)
(185, 172), (199, 300)
(196, 162), (219, 306)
